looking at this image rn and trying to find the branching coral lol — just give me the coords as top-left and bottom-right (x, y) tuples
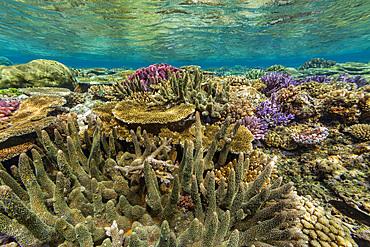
(241, 116), (268, 140)
(118, 63), (180, 93)
(0, 112), (308, 247)
(260, 72), (297, 94)
(0, 100), (20, 121)
(256, 95), (295, 126)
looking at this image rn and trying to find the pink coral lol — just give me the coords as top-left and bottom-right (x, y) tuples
(0, 100), (21, 120)
(125, 63), (180, 91)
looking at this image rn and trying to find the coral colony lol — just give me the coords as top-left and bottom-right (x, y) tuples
(0, 100), (20, 120)
(123, 63), (180, 91)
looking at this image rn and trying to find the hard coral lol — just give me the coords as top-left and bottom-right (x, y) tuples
(0, 112), (308, 247)
(112, 100), (195, 124)
(260, 72), (297, 94)
(241, 116), (268, 140)
(347, 124), (370, 141)
(337, 73), (367, 88)
(256, 95), (295, 126)
(297, 196), (358, 247)
(123, 63), (180, 92)
(298, 58), (336, 70)
(0, 100), (20, 121)
(291, 127), (329, 145)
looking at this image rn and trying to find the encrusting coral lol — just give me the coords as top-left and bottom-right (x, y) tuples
(0, 112), (308, 247)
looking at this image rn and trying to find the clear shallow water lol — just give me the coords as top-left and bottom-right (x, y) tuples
(0, 0), (369, 68)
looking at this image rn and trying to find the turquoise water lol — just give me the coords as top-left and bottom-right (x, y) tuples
(0, 0), (369, 68)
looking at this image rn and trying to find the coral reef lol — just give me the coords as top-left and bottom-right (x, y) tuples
(0, 112), (308, 247)
(291, 127), (329, 145)
(299, 58), (336, 70)
(298, 75), (333, 84)
(256, 95), (295, 126)
(347, 124), (370, 141)
(260, 72), (297, 94)
(221, 85), (265, 123)
(265, 64), (287, 72)
(337, 73), (368, 88)
(120, 63), (180, 92)
(113, 100), (195, 125)
(245, 69), (265, 80)
(297, 196), (358, 247)
(241, 116), (269, 140)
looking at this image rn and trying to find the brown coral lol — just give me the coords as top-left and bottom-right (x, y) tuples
(112, 101), (195, 124)
(348, 124), (370, 141)
(0, 95), (65, 143)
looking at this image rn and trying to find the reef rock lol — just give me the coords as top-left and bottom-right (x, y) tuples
(0, 59), (77, 89)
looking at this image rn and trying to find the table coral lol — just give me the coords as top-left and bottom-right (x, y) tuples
(112, 100), (195, 125)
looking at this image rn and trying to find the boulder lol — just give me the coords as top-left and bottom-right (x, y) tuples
(0, 59), (77, 89)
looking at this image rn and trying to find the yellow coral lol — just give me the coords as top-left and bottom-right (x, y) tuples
(348, 124), (370, 141)
(297, 196), (358, 247)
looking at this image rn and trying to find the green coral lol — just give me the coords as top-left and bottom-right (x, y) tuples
(245, 69), (265, 80)
(0, 112), (307, 246)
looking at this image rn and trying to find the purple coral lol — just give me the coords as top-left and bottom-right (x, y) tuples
(260, 72), (297, 94)
(337, 73), (367, 88)
(241, 116), (268, 140)
(255, 95), (295, 126)
(291, 126), (329, 145)
(0, 100), (20, 120)
(298, 75), (333, 84)
(125, 63), (180, 91)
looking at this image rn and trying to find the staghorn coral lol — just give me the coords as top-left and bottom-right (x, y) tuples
(297, 196), (358, 247)
(337, 73), (367, 88)
(0, 111), (308, 246)
(118, 63), (180, 93)
(150, 69), (229, 121)
(256, 95), (295, 126)
(88, 84), (127, 101)
(260, 72), (297, 94)
(291, 127), (329, 145)
(347, 124), (370, 141)
(241, 116), (268, 140)
(298, 75), (333, 84)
